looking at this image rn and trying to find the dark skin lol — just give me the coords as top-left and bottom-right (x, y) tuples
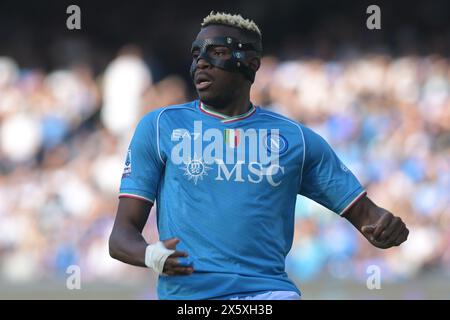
(192, 24), (261, 117)
(342, 196), (409, 248)
(109, 198), (193, 275)
(109, 24), (408, 277)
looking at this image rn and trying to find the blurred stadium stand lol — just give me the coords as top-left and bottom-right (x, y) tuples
(0, 0), (449, 299)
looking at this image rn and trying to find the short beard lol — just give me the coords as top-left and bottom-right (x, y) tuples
(199, 86), (240, 109)
(201, 96), (232, 109)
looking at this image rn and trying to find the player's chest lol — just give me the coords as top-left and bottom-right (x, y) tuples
(162, 121), (300, 187)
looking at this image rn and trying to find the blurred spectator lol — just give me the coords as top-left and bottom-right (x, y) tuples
(0, 41), (449, 290)
(142, 75), (188, 113)
(0, 112), (42, 163)
(101, 45), (153, 142)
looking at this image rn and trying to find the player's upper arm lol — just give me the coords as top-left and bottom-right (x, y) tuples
(119, 111), (165, 203)
(113, 197), (153, 233)
(298, 126), (366, 215)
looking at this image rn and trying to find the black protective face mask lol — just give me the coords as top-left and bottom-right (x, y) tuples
(190, 36), (262, 83)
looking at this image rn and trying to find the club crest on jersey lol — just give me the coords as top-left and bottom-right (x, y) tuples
(122, 149), (132, 178)
(264, 132), (288, 155)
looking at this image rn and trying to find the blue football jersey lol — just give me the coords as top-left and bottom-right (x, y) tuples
(119, 100), (366, 299)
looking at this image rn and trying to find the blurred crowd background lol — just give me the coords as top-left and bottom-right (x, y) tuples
(0, 0), (449, 299)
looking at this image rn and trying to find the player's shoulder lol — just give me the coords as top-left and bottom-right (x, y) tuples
(257, 106), (307, 132)
(140, 101), (197, 123)
(257, 106), (325, 142)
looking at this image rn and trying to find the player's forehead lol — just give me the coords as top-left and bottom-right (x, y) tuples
(195, 25), (243, 42)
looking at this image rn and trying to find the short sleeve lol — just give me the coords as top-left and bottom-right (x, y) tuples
(119, 112), (164, 203)
(299, 126), (366, 215)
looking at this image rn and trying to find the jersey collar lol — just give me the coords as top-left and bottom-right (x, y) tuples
(199, 100), (257, 124)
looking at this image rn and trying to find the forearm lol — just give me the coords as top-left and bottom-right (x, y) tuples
(109, 225), (148, 267)
(109, 198), (153, 267)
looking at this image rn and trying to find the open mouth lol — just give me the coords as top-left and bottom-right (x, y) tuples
(195, 80), (212, 90)
(195, 73), (214, 91)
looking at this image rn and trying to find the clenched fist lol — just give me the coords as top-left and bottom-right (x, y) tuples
(361, 209), (409, 249)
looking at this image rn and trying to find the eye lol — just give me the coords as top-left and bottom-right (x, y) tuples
(212, 47), (230, 58)
(191, 49), (200, 59)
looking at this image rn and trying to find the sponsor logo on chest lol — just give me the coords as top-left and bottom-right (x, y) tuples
(170, 121), (288, 186)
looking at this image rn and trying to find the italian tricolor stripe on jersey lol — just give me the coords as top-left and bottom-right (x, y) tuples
(224, 129), (241, 148)
(199, 101), (256, 123)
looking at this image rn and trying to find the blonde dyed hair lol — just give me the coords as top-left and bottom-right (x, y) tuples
(201, 11), (262, 38)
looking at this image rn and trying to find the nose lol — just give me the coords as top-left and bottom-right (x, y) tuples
(196, 57), (211, 70)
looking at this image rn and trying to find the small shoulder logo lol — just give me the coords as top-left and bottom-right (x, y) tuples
(122, 149), (132, 178)
(264, 132), (288, 155)
(340, 163), (349, 172)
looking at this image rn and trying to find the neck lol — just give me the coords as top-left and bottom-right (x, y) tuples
(203, 92), (251, 117)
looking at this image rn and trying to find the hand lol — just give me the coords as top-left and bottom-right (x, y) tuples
(361, 210), (409, 249)
(161, 238), (194, 276)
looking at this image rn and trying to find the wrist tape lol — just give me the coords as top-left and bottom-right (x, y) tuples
(144, 241), (175, 274)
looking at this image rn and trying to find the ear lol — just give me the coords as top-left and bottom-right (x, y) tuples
(247, 56), (261, 73)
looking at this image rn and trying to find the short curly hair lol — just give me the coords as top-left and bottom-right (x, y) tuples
(201, 11), (262, 38)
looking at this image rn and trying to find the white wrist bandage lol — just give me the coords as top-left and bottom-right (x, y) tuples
(144, 241), (175, 274)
